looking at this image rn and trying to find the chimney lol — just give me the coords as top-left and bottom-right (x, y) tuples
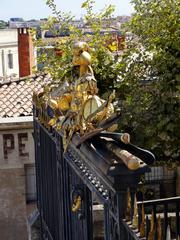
(18, 28), (35, 77)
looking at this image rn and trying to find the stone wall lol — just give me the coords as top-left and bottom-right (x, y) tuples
(0, 128), (34, 168)
(0, 168), (28, 240)
(0, 119), (36, 240)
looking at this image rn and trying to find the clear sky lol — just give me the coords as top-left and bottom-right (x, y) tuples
(0, 0), (134, 21)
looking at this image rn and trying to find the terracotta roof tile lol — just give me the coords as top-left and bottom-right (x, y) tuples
(0, 75), (51, 118)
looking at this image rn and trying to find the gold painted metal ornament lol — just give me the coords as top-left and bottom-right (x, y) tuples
(45, 41), (118, 150)
(140, 203), (145, 238)
(126, 188), (131, 222)
(35, 41), (128, 152)
(106, 142), (141, 170)
(57, 95), (71, 112)
(157, 215), (162, 240)
(148, 210), (155, 240)
(72, 196), (82, 212)
(132, 194), (138, 229)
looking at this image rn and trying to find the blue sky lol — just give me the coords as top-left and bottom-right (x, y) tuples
(1, 0), (134, 21)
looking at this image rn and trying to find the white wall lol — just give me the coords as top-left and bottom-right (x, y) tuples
(0, 29), (19, 79)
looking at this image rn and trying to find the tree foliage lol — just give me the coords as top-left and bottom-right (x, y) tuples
(36, 0), (180, 165)
(0, 20), (8, 29)
(116, 0), (180, 165)
(35, 0), (118, 95)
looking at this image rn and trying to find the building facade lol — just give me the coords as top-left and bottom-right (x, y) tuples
(0, 117), (35, 240)
(0, 29), (19, 80)
(0, 75), (50, 240)
(0, 28), (35, 82)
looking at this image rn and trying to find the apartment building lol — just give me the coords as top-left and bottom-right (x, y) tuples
(0, 28), (35, 82)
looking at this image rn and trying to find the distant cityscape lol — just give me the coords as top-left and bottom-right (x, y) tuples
(0, 14), (131, 239)
(0, 15), (131, 29)
(0, 15), (131, 82)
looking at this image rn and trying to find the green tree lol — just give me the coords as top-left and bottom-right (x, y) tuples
(35, 0), (119, 96)
(117, 0), (180, 165)
(36, 0), (179, 165)
(0, 20), (8, 29)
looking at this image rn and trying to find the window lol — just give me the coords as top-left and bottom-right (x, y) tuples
(8, 52), (13, 69)
(25, 164), (36, 202)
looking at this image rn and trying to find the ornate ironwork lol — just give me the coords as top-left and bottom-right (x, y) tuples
(33, 40), (158, 240)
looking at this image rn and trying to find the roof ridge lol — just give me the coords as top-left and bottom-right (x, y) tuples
(0, 73), (46, 87)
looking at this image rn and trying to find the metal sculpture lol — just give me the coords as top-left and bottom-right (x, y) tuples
(35, 41), (119, 150)
(33, 41), (155, 169)
(33, 41), (180, 240)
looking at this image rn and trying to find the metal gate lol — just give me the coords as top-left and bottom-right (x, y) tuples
(34, 110), (152, 240)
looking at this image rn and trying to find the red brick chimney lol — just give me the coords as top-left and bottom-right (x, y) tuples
(18, 28), (35, 77)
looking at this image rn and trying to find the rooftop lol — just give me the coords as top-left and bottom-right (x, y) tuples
(0, 74), (51, 118)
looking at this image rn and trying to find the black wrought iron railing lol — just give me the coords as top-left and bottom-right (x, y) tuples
(138, 196), (180, 240)
(33, 105), (179, 240)
(143, 166), (177, 200)
(34, 113), (152, 239)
